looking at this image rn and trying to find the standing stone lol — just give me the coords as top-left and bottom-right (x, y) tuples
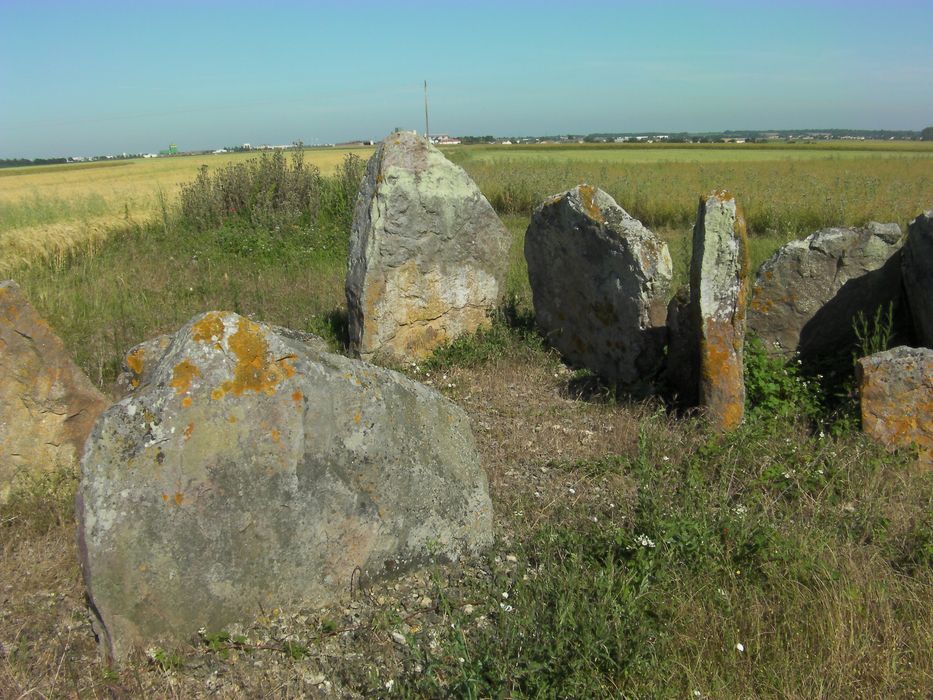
(79, 311), (492, 661)
(748, 222), (905, 362)
(690, 192), (750, 430)
(856, 346), (932, 464)
(663, 285), (699, 407)
(0, 280), (108, 502)
(902, 211), (933, 348)
(524, 185), (673, 390)
(346, 131), (511, 362)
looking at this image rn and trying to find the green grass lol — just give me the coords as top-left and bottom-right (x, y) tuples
(446, 143), (933, 241)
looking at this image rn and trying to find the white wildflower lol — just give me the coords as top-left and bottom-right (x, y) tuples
(736, 642), (745, 652)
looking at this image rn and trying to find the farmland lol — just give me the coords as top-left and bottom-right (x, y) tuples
(0, 146), (374, 273)
(2, 140), (932, 698)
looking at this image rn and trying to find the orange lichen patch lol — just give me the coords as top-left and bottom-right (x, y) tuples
(702, 189), (735, 203)
(170, 359), (201, 395)
(577, 184), (605, 223)
(181, 397), (192, 408)
(174, 492), (184, 506)
(126, 347), (145, 376)
(162, 493), (169, 502)
(270, 429), (281, 443)
(292, 390), (303, 402)
(212, 318), (295, 399)
(700, 320), (745, 431)
(353, 411), (361, 424)
(183, 423), (194, 440)
(227, 415), (237, 423)
(192, 312), (226, 343)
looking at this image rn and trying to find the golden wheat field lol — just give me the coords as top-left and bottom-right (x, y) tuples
(0, 146), (374, 273)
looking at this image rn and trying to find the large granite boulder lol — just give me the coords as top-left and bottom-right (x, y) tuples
(524, 185), (673, 390)
(856, 346), (932, 464)
(748, 222), (905, 362)
(346, 131), (510, 363)
(0, 280), (108, 501)
(78, 311), (493, 660)
(690, 192), (750, 430)
(902, 211), (933, 348)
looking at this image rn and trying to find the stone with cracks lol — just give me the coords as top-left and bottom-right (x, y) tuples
(856, 346), (932, 465)
(902, 211), (933, 348)
(690, 191), (750, 430)
(0, 280), (108, 502)
(78, 311), (493, 661)
(346, 131), (510, 362)
(748, 222), (905, 362)
(524, 184), (673, 390)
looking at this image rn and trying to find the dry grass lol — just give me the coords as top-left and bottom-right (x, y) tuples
(0, 146), (374, 274)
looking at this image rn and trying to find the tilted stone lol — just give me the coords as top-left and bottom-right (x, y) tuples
(78, 311), (493, 660)
(856, 346), (932, 465)
(748, 222), (905, 362)
(346, 131), (510, 362)
(902, 211), (933, 348)
(524, 185), (672, 390)
(690, 192), (750, 430)
(0, 280), (108, 502)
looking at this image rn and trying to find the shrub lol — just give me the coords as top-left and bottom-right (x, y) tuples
(178, 149), (366, 259)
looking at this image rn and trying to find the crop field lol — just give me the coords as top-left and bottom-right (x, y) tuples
(0, 146), (374, 273)
(2, 140), (932, 697)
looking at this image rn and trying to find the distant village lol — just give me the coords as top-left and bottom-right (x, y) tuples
(1, 129), (926, 169)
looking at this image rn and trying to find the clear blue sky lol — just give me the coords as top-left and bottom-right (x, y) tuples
(1, 0), (931, 157)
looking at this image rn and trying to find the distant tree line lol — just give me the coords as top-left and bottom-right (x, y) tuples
(0, 157), (69, 169)
(922, 126), (933, 141)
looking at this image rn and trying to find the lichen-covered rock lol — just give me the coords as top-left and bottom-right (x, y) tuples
(902, 211), (933, 348)
(748, 222), (905, 361)
(524, 185), (672, 390)
(690, 192), (750, 430)
(856, 346), (932, 464)
(0, 280), (108, 502)
(78, 311), (492, 660)
(346, 131), (510, 362)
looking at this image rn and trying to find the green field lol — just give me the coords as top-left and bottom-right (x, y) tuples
(2, 142), (931, 698)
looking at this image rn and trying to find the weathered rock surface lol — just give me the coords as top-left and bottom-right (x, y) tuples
(857, 346), (932, 464)
(0, 280), (108, 501)
(748, 222), (905, 361)
(902, 211), (933, 348)
(78, 311), (492, 660)
(690, 192), (750, 430)
(524, 185), (673, 390)
(346, 131), (510, 362)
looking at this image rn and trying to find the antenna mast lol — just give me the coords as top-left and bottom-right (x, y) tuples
(424, 80), (430, 142)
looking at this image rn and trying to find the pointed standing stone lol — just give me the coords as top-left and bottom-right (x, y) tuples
(346, 131), (511, 363)
(690, 192), (750, 430)
(524, 185), (673, 391)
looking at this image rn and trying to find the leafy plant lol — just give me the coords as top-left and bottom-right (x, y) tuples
(744, 335), (821, 421)
(852, 301), (895, 359)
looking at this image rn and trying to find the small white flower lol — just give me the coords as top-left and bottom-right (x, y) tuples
(694, 691), (702, 698)
(501, 591), (509, 599)
(635, 533), (655, 548)
(568, 487), (576, 494)
(499, 603), (513, 612)
(662, 455), (670, 462)
(385, 679), (395, 691)
(819, 430), (825, 439)
(736, 642), (745, 652)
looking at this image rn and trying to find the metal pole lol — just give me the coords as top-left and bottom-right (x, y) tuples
(424, 80), (430, 142)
